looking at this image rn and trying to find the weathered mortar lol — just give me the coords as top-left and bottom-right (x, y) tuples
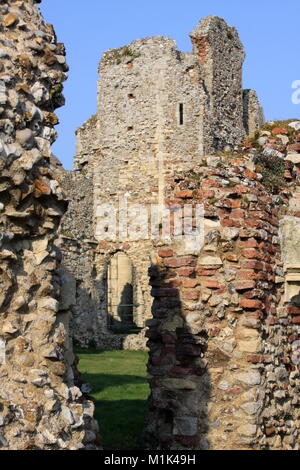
(0, 0), (99, 450)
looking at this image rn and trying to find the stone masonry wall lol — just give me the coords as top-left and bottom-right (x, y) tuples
(0, 0), (99, 450)
(144, 149), (300, 450)
(190, 16), (246, 152)
(243, 90), (265, 137)
(57, 161), (149, 350)
(66, 16), (263, 350)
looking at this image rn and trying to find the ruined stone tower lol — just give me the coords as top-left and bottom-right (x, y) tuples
(62, 16), (263, 349)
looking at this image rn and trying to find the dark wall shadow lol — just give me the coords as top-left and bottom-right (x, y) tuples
(144, 261), (211, 450)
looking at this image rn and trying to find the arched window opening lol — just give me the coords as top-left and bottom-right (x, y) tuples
(107, 252), (143, 332)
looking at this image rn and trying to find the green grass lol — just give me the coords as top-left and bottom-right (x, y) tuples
(76, 349), (149, 450)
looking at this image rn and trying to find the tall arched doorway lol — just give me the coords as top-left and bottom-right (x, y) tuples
(107, 252), (135, 330)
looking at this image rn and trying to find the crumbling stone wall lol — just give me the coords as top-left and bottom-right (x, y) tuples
(0, 0), (98, 450)
(57, 160), (149, 350)
(74, 115), (99, 173)
(144, 149), (300, 450)
(243, 90), (265, 137)
(64, 16), (263, 350)
(190, 16), (246, 152)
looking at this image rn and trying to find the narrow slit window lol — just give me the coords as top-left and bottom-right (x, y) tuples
(179, 103), (184, 125)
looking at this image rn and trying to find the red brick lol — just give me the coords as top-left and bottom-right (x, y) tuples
(272, 127), (289, 135)
(231, 209), (245, 219)
(204, 280), (224, 289)
(230, 199), (242, 209)
(164, 257), (197, 268)
(240, 299), (263, 309)
(34, 178), (51, 195)
(198, 189), (215, 198)
(241, 261), (264, 270)
(287, 305), (300, 315)
(237, 270), (267, 281)
(291, 316), (300, 324)
(234, 280), (256, 291)
(202, 178), (221, 188)
(242, 289), (265, 299)
(178, 267), (195, 277)
(246, 354), (272, 364)
(235, 185), (250, 194)
(221, 218), (241, 228)
(183, 278), (200, 288)
(182, 289), (200, 301)
(288, 143), (300, 152)
(196, 268), (217, 277)
(165, 199), (184, 207)
(175, 190), (193, 198)
(158, 249), (174, 258)
(240, 238), (258, 248)
(242, 249), (261, 259)
(244, 169), (258, 179)
(244, 219), (261, 228)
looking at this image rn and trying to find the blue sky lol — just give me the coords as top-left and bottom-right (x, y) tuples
(41, 0), (300, 169)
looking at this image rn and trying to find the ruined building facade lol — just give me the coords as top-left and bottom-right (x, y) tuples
(61, 16), (264, 349)
(59, 14), (300, 450)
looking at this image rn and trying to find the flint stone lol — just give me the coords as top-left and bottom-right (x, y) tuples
(240, 402), (262, 415)
(173, 417), (198, 436)
(16, 129), (35, 149)
(286, 152), (300, 164)
(238, 424), (257, 436)
(0, 434), (8, 447)
(38, 298), (59, 312)
(235, 370), (261, 385)
(59, 272), (76, 310)
(289, 121), (300, 131)
(60, 406), (74, 425)
(218, 381), (230, 390)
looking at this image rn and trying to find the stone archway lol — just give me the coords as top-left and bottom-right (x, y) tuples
(108, 252), (134, 329)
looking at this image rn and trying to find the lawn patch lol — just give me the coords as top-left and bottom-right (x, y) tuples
(76, 349), (149, 450)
